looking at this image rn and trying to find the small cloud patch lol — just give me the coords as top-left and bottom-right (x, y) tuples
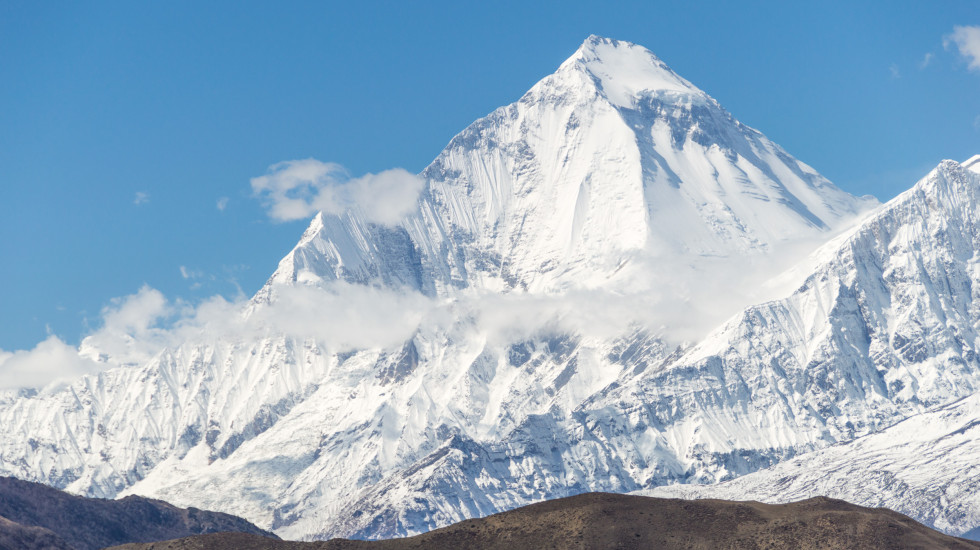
(919, 52), (933, 69)
(945, 25), (980, 72)
(250, 159), (425, 225)
(0, 336), (103, 391)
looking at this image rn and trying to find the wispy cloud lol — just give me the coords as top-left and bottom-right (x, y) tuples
(77, 285), (175, 367)
(133, 191), (150, 205)
(0, 280), (630, 391)
(0, 210), (858, 392)
(216, 197), (229, 211)
(945, 25), (980, 72)
(179, 265), (209, 290)
(919, 52), (934, 69)
(179, 266), (204, 280)
(889, 63), (900, 79)
(250, 159), (424, 225)
(0, 281), (431, 391)
(0, 254), (809, 392)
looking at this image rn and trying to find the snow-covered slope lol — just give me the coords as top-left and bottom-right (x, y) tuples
(636, 158), (980, 539)
(585, 157), (980, 456)
(282, 158), (980, 538)
(5, 36), (978, 542)
(642, 390), (980, 539)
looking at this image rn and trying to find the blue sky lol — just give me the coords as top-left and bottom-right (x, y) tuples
(1, 1), (979, 352)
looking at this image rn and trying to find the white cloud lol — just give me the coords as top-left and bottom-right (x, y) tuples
(945, 25), (980, 72)
(179, 266), (214, 290)
(250, 159), (424, 225)
(0, 276), (651, 391)
(101, 285), (171, 334)
(248, 283), (434, 350)
(919, 52), (934, 69)
(216, 197), (229, 211)
(0, 286), (192, 391)
(1, 219), (846, 392)
(134, 191), (150, 205)
(179, 266), (206, 280)
(0, 336), (102, 391)
(889, 63), (900, 79)
(77, 285), (175, 367)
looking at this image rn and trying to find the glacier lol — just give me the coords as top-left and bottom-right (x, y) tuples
(1, 35), (978, 540)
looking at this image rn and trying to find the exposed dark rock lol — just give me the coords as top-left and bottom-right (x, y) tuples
(0, 515), (73, 550)
(0, 476), (275, 550)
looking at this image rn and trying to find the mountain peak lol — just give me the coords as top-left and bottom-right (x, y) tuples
(895, 159), (980, 220)
(561, 35), (702, 107)
(926, 158), (978, 189)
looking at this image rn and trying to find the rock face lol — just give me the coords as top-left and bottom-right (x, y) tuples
(108, 493), (980, 550)
(0, 515), (73, 550)
(0, 476), (274, 550)
(1, 35), (979, 542)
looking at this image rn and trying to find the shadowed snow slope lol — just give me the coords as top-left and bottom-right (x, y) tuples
(7, 37), (979, 543)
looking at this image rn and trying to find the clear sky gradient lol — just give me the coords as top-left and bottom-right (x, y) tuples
(2, 1), (979, 351)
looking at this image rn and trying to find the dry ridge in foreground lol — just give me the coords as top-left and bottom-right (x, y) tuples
(110, 492), (979, 550)
(0, 476), (274, 550)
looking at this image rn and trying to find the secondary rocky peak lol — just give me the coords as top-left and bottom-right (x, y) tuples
(908, 159), (980, 211)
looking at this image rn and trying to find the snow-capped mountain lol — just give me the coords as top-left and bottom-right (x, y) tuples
(2, 35), (976, 541)
(266, 36), (873, 300)
(285, 157), (980, 539)
(641, 156), (980, 539)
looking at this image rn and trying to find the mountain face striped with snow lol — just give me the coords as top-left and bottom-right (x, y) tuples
(643, 388), (980, 540)
(1, 36), (977, 540)
(264, 36), (873, 299)
(642, 157), (980, 539)
(303, 158), (980, 539)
